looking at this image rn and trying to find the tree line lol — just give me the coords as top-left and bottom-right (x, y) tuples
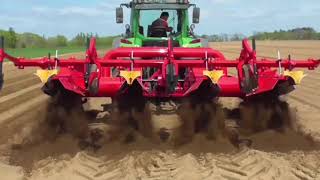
(1, 27), (319, 47)
(252, 27), (320, 40)
(0, 28), (116, 49)
(200, 33), (246, 42)
(201, 27), (320, 42)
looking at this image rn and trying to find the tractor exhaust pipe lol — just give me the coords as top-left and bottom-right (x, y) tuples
(0, 36), (4, 90)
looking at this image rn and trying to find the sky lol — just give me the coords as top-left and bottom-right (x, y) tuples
(0, 0), (320, 38)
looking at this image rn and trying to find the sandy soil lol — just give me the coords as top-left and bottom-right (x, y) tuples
(0, 41), (320, 180)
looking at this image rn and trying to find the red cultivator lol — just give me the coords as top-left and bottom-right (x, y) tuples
(1, 0), (319, 147)
(0, 37), (319, 100)
(0, 36), (319, 145)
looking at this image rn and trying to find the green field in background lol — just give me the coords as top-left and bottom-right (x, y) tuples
(6, 47), (85, 58)
(5, 45), (110, 58)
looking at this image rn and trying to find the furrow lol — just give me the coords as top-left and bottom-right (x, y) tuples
(0, 83), (42, 104)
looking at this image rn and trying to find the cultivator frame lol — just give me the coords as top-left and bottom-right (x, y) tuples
(0, 36), (319, 101)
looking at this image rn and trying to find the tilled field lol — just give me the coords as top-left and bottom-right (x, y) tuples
(0, 41), (320, 180)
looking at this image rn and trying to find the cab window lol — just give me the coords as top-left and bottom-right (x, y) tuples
(139, 10), (181, 37)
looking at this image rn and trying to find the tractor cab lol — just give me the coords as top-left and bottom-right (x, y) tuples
(115, 0), (205, 48)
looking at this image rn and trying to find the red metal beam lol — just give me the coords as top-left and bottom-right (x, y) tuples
(256, 59), (320, 70)
(173, 47), (226, 59)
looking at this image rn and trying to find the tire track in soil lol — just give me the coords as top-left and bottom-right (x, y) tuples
(213, 149), (281, 180)
(28, 148), (320, 180)
(289, 152), (320, 180)
(23, 118), (320, 180)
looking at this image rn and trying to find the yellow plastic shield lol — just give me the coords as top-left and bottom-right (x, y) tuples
(203, 70), (224, 84)
(35, 69), (58, 83)
(283, 71), (307, 85)
(120, 71), (141, 85)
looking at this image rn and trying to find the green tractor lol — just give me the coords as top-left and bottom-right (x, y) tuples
(114, 0), (207, 48)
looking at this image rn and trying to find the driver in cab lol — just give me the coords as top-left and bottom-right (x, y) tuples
(150, 12), (173, 37)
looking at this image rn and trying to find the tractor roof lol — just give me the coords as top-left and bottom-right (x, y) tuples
(132, 0), (189, 4)
(130, 0), (191, 9)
